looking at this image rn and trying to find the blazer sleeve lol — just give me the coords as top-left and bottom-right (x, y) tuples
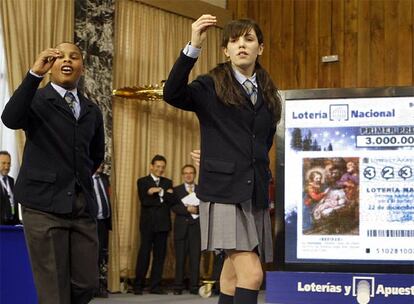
(170, 186), (191, 216)
(163, 51), (213, 112)
(137, 177), (162, 207)
(1, 72), (43, 130)
(171, 200), (191, 215)
(266, 125), (277, 151)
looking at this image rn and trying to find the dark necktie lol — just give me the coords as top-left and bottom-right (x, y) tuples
(154, 178), (160, 187)
(64, 91), (78, 118)
(95, 175), (110, 218)
(243, 79), (257, 105)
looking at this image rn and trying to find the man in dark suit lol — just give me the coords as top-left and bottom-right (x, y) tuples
(0, 151), (19, 225)
(171, 164), (201, 295)
(92, 163), (112, 298)
(1, 43), (105, 304)
(134, 155), (174, 295)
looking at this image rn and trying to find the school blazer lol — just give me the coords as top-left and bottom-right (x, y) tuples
(1, 73), (105, 215)
(0, 176), (19, 225)
(163, 52), (276, 208)
(137, 175), (174, 232)
(171, 184), (199, 239)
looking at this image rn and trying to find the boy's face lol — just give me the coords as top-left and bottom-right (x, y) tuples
(50, 43), (84, 89)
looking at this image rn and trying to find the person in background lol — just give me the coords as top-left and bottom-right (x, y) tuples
(171, 164), (201, 295)
(1, 42), (105, 304)
(92, 163), (112, 298)
(134, 154), (174, 295)
(0, 150), (19, 225)
(163, 15), (282, 304)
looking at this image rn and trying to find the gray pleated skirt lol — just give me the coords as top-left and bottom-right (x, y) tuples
(199, 200), (273, 263)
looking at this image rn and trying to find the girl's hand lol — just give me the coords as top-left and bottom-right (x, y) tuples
(191, 14), (217, 49)
(190, 149), (201, 167)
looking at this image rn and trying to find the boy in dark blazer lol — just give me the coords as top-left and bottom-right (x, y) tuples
(2, 42), (105, 304)
(171, 164), (201, 295)
(134, 155), (174, 295)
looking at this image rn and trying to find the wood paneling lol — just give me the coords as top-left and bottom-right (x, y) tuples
(230, 0), (414, 89)
(137, 0), (232, 27)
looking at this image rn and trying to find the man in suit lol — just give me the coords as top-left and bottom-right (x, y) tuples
(92, 163), (112, 298)
(0, 151), (19, 225)
(134, 154), (174, 295)
(171, 164), (201, 295)
(1, 43), (105, 304)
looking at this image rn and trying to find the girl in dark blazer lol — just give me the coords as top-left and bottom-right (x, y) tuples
(164, 15), (282, 304)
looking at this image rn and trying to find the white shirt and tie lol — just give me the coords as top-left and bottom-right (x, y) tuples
(151, 174), (164, 202)
(29, 70), (81, 119)
(185, 183), (195, 194)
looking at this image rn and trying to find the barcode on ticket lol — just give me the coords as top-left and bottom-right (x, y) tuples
(367, 230), (414, 237)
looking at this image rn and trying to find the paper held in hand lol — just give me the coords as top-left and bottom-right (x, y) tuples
(181, 192), (200, 219)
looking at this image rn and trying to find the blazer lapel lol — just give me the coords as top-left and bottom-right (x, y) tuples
(254, 86), (264, 109)
(78, 94), (93, 120)
(45, 83), (74, 117)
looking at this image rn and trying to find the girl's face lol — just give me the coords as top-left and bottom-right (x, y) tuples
(223, 28), (263, 77)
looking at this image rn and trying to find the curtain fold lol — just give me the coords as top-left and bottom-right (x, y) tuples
(110, 0), (224, 291)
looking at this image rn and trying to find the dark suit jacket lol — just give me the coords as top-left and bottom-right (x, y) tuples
(0, 176), (19, 225)
(171, 184), (199, 240)
(94, 173), (112, 230)
(164, 52), (276, 208)
(137, 175), (174, 232)
(1, 73), (105, 215)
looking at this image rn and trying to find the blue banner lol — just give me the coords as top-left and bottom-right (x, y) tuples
(266, 271), (414, 304)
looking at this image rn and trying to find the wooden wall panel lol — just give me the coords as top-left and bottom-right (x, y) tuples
(281, 0), (294, 89)
(318, 0), (333, 88)
(331, 0), (344, 88)
(369, 0), (385, 87)
(293, 0), (307, 88)
(398, 0), (413, 85)
(229, 0), (414, 89)
(306, 0), (319, 88)
(343, 0), (358, 87)
(384, 0), (399, 85)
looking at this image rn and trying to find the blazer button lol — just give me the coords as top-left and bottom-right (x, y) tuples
(67, 192), (73, 196)
(252, 134), (256, 139)
(247, 180), (252, 184)
(252, 158), (256, 163)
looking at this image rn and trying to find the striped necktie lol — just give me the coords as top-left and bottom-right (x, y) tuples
(243, 79), (257, 105)
(64, 91), (78, 118)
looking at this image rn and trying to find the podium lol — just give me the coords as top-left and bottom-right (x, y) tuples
(0, 225), (37, 304)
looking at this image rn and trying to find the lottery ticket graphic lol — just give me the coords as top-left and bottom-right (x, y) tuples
(284, 97), (414, 262)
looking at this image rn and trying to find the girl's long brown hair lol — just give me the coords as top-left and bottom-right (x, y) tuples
(209, 19), (282, 125)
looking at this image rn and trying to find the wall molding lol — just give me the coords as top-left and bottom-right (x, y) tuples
(135, 0), (232, 27)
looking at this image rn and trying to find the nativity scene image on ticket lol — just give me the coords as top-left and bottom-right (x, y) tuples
(302, 157), (360, 236)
